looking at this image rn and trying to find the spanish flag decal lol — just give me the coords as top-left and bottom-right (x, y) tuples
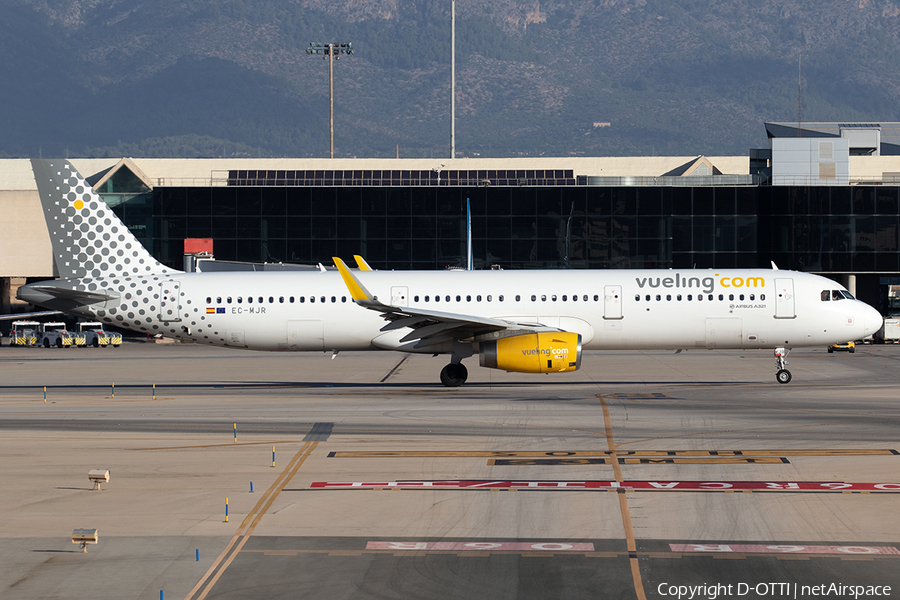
(206, 307), (216, 314)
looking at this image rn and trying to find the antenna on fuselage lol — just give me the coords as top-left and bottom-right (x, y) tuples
(771, 261), (779, 270)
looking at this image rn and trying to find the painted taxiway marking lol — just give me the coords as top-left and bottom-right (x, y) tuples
(185, 441), (319, 600)
(488, 457), (791, 466)
(309, 480), (900, 492)
(327, 449), (898, 458)
(366, 541), (595, 551)
(670, 544), (900, 555)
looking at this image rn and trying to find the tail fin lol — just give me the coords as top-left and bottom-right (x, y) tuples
(31, 159), (178, 280)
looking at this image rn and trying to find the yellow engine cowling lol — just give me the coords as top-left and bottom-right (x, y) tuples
(479, 332), (582, 374)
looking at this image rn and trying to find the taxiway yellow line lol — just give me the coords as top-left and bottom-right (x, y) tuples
(184, 441), (318, 600)
(600, 395), (647, 600)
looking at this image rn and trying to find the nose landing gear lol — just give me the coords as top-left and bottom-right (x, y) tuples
(775, 347), (792, 384)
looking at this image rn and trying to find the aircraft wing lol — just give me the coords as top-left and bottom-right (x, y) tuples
(333, 257), (550, 347)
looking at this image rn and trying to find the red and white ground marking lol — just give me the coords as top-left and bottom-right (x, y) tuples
(366, 541), (595, 551)
(310, 480), (900, 492)
(670, 544), (900, 555)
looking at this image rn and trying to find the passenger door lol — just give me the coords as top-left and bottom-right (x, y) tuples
(774, 278), (795, 319)
(159, 281), (181, 322)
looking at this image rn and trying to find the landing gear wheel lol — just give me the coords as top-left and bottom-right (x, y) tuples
(440, 363), (468, 387)
(776, 369), (792, 384)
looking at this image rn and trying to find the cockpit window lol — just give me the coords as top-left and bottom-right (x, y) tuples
(832, 290), (845, 301)
(842, 290), (855, 300)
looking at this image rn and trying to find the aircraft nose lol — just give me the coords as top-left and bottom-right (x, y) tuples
(862, 303), (884, 337)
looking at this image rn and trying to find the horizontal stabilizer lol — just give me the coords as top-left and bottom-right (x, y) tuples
(18, 284), (119, 307)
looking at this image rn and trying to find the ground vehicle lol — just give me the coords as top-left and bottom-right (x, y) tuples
(9, 321), (41, 346)
(40, 322), (75, 348)
(76, 322), (122, 347)
(828, 341), (856, 353)
(877, 317), (900, 343)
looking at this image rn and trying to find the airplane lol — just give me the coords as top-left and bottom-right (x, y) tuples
(18, 158), (884, 386)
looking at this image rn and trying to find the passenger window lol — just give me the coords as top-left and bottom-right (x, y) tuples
(414, 295), (419, 302)
(749, 294), (754, 301)
(687, 294), (693, 301)
(477, 295), (482, 302)
(320, 296), (325, 303)
(227, 297), (232, 304)
(456, 295), (461, 302)
(677, 294), (682, 301)
(645, 295), (650, 301)
(593, 295), (599, 301)
(300, 297), (305, 303)
(821, 290), (830, 301)
(342, 296), (347, 302)
(499, 295), (504, 302)
(445, 295), (450, 302)
(698, 294), (703, 301)
(729, 294), (734, 301)
(331, 296), (336, 303)
(435, 296), (440, 302)
(531, 295), (536, 301)
(466, 295), (471, 302)
(217, 297), (222, 304)
(551, 295), (557, 301)
(666, 294), (671, 301)
(739, 294), (744, 301)
(635, 295), (640, 301)
(487, 295), (492, 302)
(718, 294), (724, 301)
(573, 295), (578, 302)
(562, 295), (567, 301)
(290, 296), (295, 303)
(515, 295), (521, 301)
(425, 295), (430, 302)
(269, 297), (275, 303)
(279, 297), (284, 303)
(708, 295), (714, 301)
(761, 294), (766, 301)
(240, 297), (245, 304)
(541, 295), (547, 301)
(583, 295), (588, 302)
(656, 295), (661, 301)
(310, 297), (315, 303)
(206, 297), (212, 304)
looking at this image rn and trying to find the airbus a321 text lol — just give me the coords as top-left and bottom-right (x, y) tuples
(19, 159), (883, 386)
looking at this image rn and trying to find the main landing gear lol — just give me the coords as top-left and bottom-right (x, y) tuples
(774, 347), (792, 384)
(440, 363), (468, 387)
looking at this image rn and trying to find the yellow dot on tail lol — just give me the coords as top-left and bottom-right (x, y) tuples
(74, 200), (84, 210)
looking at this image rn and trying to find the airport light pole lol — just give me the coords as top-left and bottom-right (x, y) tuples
(307, 42), (353, 158)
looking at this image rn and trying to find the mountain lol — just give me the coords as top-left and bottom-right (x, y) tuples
(3, 0), (900, 159)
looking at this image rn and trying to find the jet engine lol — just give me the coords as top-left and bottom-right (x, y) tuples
(479, 332), (582, 374)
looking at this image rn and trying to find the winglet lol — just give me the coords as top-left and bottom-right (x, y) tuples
(333, 257), (375, 303)
(353, 255), (374, 271)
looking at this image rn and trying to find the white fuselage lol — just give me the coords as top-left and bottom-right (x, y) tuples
(66, 268), (882, 353)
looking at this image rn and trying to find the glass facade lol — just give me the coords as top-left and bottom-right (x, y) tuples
(110, 185), (900, 275)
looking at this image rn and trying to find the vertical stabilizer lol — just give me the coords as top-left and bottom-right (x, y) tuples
(31, 159), (178, 280)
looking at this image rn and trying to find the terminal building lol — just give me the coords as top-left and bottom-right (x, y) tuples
(3, 121), (900, 316)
